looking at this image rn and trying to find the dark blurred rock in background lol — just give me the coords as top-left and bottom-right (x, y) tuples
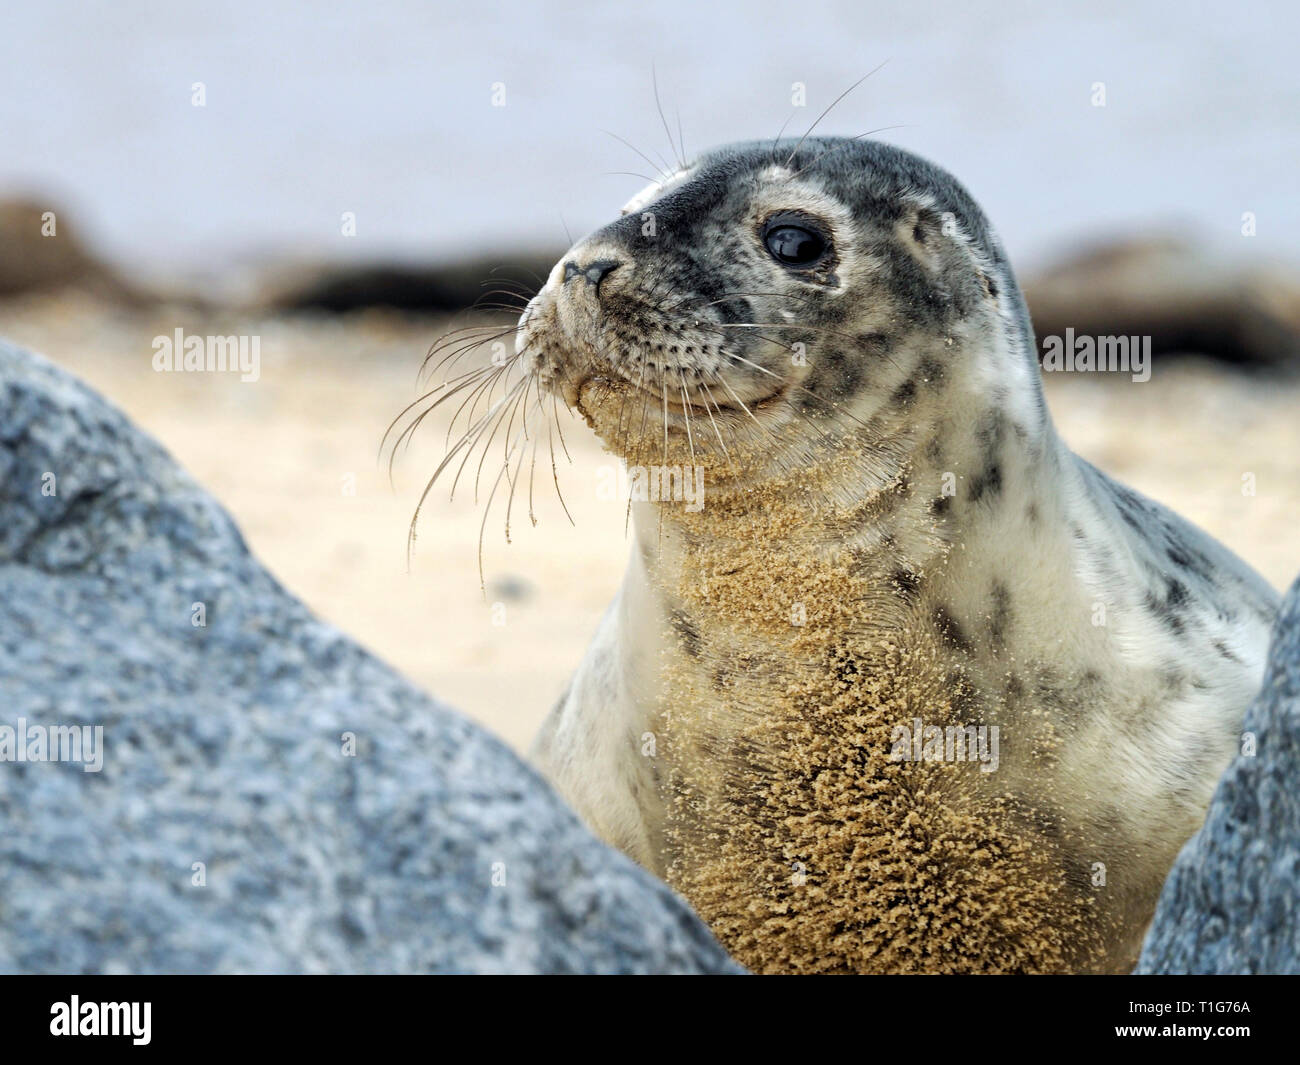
(1024, 236), (1300, 370)
(3, 197), (1299, 370)
(257, 253), (563, 314)
(0, 198), (146, 303)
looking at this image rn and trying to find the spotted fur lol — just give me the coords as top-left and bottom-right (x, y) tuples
(520, 138), (1280, 973)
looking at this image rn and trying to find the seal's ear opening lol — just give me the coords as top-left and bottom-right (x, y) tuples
(896, 206), (947, 271)
(897, 205), (1000, 305)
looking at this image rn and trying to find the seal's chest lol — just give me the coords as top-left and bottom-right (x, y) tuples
(651, 598), (1119, 974)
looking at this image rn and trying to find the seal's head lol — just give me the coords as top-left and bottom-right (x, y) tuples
(517, 138), (1044, 477)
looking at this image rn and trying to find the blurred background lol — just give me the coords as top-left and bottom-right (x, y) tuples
(1, 0), (1297, 749)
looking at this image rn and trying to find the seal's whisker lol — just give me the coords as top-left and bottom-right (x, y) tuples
(436, 365), (516, 454)
(549, 389), (574, 466)
(604, 324), (645, 455)
(712, 343), (839, 446)
(382, 379), (467, 467)
(488, 261), (549, 288)
(431, 392), (511, 496)
(699, 380), (737, 441)
(620, 326), (658, 454)
(603, 129), (675, 185)
(700, 290), (821, 308)
(465, 303), (531, 319)
(475, 433), (520, 592)
(714, 319), (908, 379)
(419, 314), (519, 358)
(434, 355), (509, 393)
(424, 345), (506, 399)
(625, 381), (653, 536)
(547, 392), (576, 527)
(445, 377), (529, 505)
(652, 64), (685, 171)
(499, 361), (534, 463)
(430, 363), (512, 453)
(406, 399), (508, 570)
(458, 291), (606, 570)
(428, 337), (518, 389)
(477, 275), (536, 294)
(677, 368), (698, 469)
(697, 379), (741, 478)
(526, 424), (541, 527)
(470, 295), (532, 314)
(418, 333), (507, 383)
(711, 370), (776, 441)
(416, 363), (519, 483)
(784, 62), (889, 169)
(712, 331), (876, 435)
(789, 126), (910, 179)
(435, 355), (514, 393)
(423, 317), (521, 352)
(608, 169), (662, 184)
(612, 372), (635, 452)
(654, 285), (823, 321)
(472, 283), (533, 301)
(656, 376), (670, 549)
(389, 333), (505, 451)
(501, 409), (532, 543)
(660, 377), (670, 465)
(458, 350), (528, 449)
(500, 394), (534, 519)
(418, 324), (507, 373)
(420, 322), (522, 383)
(382, 362), (503, 482)
(768, 111), (798, 162)
(468, 376), (531, 504)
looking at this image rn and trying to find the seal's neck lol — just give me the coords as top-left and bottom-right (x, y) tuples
(638, 361), (1063, 563)
(624, 323), (1089, 677)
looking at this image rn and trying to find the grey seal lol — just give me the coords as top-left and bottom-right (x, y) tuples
(442, 138), (1280, 973)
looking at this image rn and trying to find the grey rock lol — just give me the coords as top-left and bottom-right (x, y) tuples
(1137, 576), (1300, 973)
(0, 338), (742, 974)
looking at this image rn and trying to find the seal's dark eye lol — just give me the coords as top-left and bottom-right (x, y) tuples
(764, 224), (827, 267)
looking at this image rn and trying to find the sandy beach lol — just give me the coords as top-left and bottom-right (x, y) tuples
(3, 290), (1297, 752)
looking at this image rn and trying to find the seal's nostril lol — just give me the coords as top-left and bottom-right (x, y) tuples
(582, 259), (621, 287)
(563, 258), (621, 289)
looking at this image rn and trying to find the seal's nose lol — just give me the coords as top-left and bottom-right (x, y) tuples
(563, 258), (621, 289)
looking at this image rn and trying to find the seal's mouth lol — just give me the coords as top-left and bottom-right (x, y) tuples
(568, 364), (791, 420)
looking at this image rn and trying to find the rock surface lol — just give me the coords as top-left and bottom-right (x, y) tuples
(1137, 577), (1300, 974)
(0, 338), (741, 974)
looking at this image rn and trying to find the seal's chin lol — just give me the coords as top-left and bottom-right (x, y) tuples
(556, 362), (797, 469)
